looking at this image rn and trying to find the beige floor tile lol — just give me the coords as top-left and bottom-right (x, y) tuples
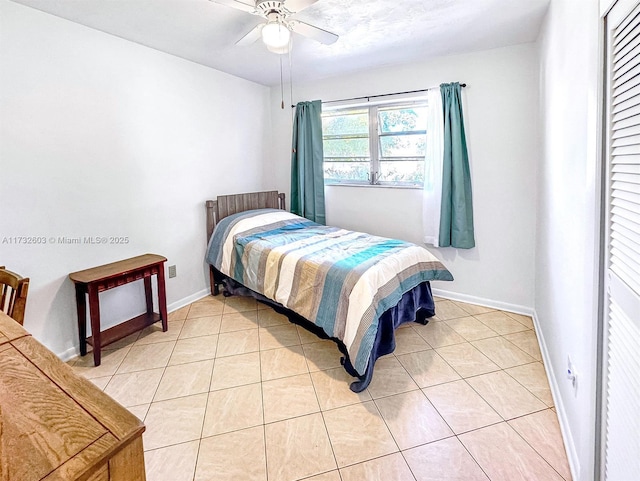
(167, 305), (191, 322)
(396, 350), (461, 388)
(445, 316), (499, 341)
(219, 310), (259, 333)
(310, 367), (371, 411)
(366, 356), (419, 399)
(144, 393), (208, 450)
(260, 344), (308, 381)
(471, 337), (535, 369)
(375, 390), (453, 449)
(154, 359), (214, 402)
(304, 471), (341, 481)
(459, 422), (564, 481)
(423, 380), (502, 434)
(434, 300), (469, 320)
(404, 437), (489, 481)
(89, 375), (111, 390)
(257, 308), (290, 327)
(168, 335), (217, 365)
(144, 440), (199, 481)
(216, 328), (259, 357)
(104, 368), (164, 407)
(257, 300), (271, 310)
(135, 320), (184, 346)
(223, 295), (258, 315)
(265, 413), (337, 481)
(504, 311), (535, 329)
(436, 342), (501, 378)
(412, 320), (466, 348)
(297, 324), (323, 344)
(393, 326), (432, 354)
(116, 341), (175, 374)
(258, 324), (301, 350)
(72, 348), (129, 379)
(178, 316), (222, 339)
(79, 296), (576, 481)
(195, 426), (266, 481)
(505, 362), (554, 406)
(127, 404), (150, 422)
(187, 298), (224, 319)
(323, 401), (398, 468)
(503, 330), (542, 360)
(303, 340), (343, 372)
(262, 373), (320, 423)
(340, 452), (415, 481)
(210, 351), (261, 391)
(454, 301), (495, 316)
(467, 371), (547, 420)
(508, 410), (572, 480)
(202, 383), (263, 436)
(475, 311), (530, 335)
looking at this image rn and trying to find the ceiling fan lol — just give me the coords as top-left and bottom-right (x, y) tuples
(210, 0), (339, 54)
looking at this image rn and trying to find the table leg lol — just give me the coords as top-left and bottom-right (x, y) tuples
(157, 264), (168, 332)
(75, 284), (87, 356)
(144, 276), (153, 317)
(88, 285), (102, 366)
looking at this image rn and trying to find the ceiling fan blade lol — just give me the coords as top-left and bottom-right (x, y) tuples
(209, 0), (257, 15)
(284, 0), (319, 13)
(236, 24), (263, 46)
(291, 20), (338, 45)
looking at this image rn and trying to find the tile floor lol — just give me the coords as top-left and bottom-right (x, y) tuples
(68, 295), (573, 481)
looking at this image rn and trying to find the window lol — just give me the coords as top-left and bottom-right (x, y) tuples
(322, 101), (427, 186)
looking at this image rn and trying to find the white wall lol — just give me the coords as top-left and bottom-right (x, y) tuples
(268, 44), (539, 312)
(536, 1), (600, 480)
(0, 0), (271, 358)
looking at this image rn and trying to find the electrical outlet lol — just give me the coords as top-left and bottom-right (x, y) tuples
(168, 265), (177, 278)
(566, 356), (578, 393)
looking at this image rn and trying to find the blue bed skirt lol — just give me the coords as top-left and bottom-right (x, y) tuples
(212, 268), (436, 392)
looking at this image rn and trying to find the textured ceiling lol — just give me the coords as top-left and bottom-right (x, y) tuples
(10, 0), (550, 86)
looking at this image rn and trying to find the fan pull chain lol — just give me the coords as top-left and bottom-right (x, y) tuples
(289, 44), (294, 124)
(280, 55), (285, 109)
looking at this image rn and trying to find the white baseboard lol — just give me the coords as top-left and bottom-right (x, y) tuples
(433, 289), (581, 479)
(532, 310), (581, 481)
(59, 346), (81, 362)
(431, 288), (535, 317)
(167, 288), (211, 313)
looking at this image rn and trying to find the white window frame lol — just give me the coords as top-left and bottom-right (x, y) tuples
(322, 99), (428, 187)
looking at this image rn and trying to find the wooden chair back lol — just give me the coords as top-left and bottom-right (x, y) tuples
(0, 266), (29, 325)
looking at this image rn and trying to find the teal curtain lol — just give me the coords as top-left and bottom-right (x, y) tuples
(439, 83), (475, 248)
(291, 100), (326, 224)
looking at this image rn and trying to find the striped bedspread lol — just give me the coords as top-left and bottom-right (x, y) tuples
(206, 209), (453, 376)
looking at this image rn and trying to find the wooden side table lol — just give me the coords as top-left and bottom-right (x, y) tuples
(69, 254), (168, 366)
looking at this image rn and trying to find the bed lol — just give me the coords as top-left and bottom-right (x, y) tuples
(205, 190), (453, 392)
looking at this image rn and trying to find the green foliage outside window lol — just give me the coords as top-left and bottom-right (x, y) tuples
(322, 103), (427, 185)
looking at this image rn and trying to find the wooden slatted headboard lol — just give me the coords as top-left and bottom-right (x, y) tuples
(205, 190), (286, 242)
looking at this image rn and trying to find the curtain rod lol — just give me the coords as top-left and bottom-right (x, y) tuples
(290, 83), (467, 108)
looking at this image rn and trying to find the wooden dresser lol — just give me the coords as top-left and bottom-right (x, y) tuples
(0, 311), (146, 481)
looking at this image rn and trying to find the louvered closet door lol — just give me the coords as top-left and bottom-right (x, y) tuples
(603, 1), (640, 479)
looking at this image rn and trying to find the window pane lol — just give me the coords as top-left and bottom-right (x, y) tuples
(323, 137), (369, 158)
(324, 162), (369, 183)
(322, 111), (369, 135)
(378, 107), (427, 133)
(379, 161), (424, 184)
(380, 134), (426, 158)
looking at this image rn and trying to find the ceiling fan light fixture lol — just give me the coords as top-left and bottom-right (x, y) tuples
(261, 20), (291, 52)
